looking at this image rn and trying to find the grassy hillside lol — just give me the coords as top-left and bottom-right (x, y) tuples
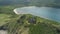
(1, 14), (60, 34)
(0, 6), (60, 34)
(0, 14), (11, 26)
(0, 6), (18, 26)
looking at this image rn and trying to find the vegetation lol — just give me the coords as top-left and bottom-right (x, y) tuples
(0, 6), (60, 34)
(29, 23), (57, 34)
(7, 14), (60, 34)
(0, 0), (60, 34)
(0, 14), (60, 34)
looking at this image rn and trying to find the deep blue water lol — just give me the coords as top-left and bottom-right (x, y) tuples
(14, 6), (60, 22)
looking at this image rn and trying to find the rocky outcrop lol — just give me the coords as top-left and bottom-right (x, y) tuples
(17, 15), (37, 24)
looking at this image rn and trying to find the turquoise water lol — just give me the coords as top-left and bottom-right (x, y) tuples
(14, 6), (60, 22)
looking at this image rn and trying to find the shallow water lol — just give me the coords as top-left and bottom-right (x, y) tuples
(14, 6), (60, 22)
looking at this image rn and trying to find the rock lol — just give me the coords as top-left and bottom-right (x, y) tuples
(28, 16), (36, 24)
(20, 15), (27, 19)
(17, 15), (27, 24)
(0, 26), (7, 30)
(17, 15), (37, 24)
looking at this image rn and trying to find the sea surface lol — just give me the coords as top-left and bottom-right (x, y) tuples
(14, 6), (60, 22)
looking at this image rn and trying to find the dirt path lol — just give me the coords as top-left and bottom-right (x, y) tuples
(0, 30), (7, 34)
(21, 28), (29, 34)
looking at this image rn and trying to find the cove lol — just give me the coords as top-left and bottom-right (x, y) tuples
(14, 6), (60, 22)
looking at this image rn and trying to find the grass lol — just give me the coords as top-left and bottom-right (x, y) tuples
(4, 14), (59, 34)
(29, 23), (57, 34)
(0, 6), (18, 26)
(0, 14), (11, 26)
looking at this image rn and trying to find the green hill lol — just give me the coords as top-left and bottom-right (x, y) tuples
(1, 14), (60, 34)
